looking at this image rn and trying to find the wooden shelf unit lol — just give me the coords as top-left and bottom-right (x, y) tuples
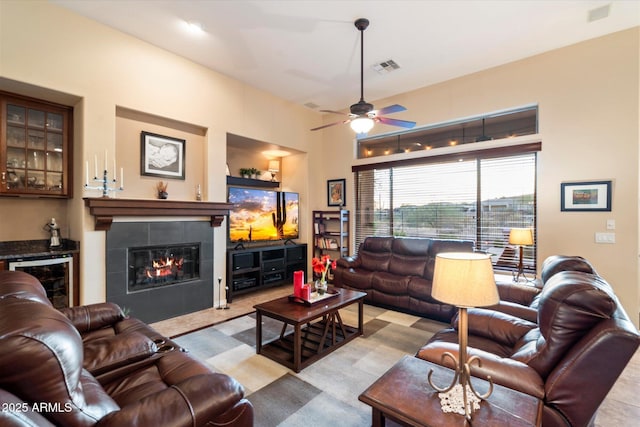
(312, 210), (349, 260)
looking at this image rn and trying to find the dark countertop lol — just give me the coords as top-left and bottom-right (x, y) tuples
(0, 239), (79, 260)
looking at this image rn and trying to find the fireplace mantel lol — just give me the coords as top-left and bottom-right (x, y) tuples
(84, 198), (232, 231)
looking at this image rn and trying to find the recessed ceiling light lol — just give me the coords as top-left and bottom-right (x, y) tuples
(183, 20), (205, 36)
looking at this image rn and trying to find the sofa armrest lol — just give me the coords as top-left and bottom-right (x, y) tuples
(96, 373), (246, 427)
(496, 282), (541, 306)
(59, 302), (125, 333)
(417, 342), (545, 399)
(83, 331), (158, 376)
(489, 301), (538, 323)
(336, 256), (359, 268)
(454, 308), (537, 347)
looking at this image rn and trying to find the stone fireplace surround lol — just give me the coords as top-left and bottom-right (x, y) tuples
(84, 198), (231, 323)
(106, 220), (214, 323)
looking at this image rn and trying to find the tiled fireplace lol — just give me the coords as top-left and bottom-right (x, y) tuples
(106, 221), (214, 323)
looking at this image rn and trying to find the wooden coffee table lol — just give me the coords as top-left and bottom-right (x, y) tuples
(359, 355), (542, 427)
(254, 287), (366, 372)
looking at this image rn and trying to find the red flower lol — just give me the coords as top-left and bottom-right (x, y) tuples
(311, 255), (335, 281)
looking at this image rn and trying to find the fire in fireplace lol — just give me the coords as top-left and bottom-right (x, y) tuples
(128, 243), (200, 293)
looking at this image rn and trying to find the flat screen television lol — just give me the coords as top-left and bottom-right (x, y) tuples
(227, 187), (299, 243)
(280, 191), (299, 240)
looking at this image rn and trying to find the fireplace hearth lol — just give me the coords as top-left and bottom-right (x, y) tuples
(106, 221), (214, 323)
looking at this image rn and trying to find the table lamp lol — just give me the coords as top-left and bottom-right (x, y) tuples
(509, 227), (534, 282)
(268, 160), (279, 182)
(428, 252), (499, 422)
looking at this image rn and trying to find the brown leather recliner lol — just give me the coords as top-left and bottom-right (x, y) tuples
(492, 255), (598, 322)
(0, 270), (254, 427)
(417, 270), (640, 427)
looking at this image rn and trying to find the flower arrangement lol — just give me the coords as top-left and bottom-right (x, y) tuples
(312, 255), (336, 284)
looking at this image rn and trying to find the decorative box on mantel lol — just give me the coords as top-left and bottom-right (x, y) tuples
(83, 198), (232, 231)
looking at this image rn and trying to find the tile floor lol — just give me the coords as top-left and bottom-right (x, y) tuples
(151, 284), (640, 426)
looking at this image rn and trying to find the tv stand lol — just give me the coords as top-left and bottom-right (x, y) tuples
(226, 243), (307, 302)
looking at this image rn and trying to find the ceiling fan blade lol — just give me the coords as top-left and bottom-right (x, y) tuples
(310, 119), (351, 131)
(376, 116), (417, 129)
(375, 104), (407, 116)
(319, 109), (349, 116)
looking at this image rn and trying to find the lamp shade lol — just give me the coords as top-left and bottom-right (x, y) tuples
(431, 252), (499, 308)
(350, 117), (374, 134)
(268, 160), (279, 172)
(509, 228), (534, 245)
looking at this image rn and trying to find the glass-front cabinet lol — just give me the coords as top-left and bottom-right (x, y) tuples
(1, 93), (72, 198)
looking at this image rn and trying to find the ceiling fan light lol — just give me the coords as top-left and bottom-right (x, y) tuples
(350, 117), (374, 134)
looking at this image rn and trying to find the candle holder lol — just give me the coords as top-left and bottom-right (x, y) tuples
(85, 169), (123, 198)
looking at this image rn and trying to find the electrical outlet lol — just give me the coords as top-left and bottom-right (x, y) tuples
(595, 232), (615, 244)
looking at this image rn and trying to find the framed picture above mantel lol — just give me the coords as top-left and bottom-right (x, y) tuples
(140, 131), (185, 180)
(560, 180), (612, 212)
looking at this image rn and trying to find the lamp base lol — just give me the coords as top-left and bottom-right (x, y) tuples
(438, 384), (481, 416)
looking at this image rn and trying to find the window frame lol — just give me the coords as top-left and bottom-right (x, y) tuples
(352, 142), (540, 274)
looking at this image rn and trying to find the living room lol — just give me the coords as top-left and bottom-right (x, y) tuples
(1, 1), (639, 426)
(1, 1), (637, 327)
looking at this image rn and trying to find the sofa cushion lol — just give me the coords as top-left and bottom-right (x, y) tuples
(371, 272), (409, 296)
(539, 255), (597, 284)
(388, 238), (430, 276)
(358, 237), (393, 272)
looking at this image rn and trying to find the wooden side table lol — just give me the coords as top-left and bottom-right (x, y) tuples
(359, 355), (541, 427)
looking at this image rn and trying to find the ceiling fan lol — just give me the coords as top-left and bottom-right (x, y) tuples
(311, 18), (416, 135)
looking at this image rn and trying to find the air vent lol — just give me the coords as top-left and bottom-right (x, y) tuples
(372, 59), (400, 74)
(304, 102), (319, 109)
(588, 4), (610, 22)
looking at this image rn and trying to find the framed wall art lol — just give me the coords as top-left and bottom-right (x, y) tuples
(140, 131), (185, 180)
(560, 180), (611, 212)
(327, 178), (346, 207)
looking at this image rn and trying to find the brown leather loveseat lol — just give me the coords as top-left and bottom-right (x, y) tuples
(333, 236), (474, 322)
(0, 270), (254, 427)
(417, 267), (640, 427)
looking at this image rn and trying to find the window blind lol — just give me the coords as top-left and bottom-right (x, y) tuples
(355, 151), (537, 272)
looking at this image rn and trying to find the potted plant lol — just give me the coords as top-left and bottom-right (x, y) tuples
(239, 168), (251, 179)
(249, 168), (260, 179)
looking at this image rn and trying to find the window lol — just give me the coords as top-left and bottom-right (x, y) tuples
(354, 146), (538, 272)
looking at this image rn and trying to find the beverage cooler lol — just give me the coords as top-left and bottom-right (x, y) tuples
(9, 254), (73, 309)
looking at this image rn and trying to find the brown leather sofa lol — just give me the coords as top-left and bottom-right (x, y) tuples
(0, 270), (254, 427)
(417, 268), (640, 427)
(333, 236), (474, 322)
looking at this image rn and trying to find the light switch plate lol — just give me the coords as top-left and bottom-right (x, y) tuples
(595, 232), (615, 244)
(606, 219), (615, 230)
